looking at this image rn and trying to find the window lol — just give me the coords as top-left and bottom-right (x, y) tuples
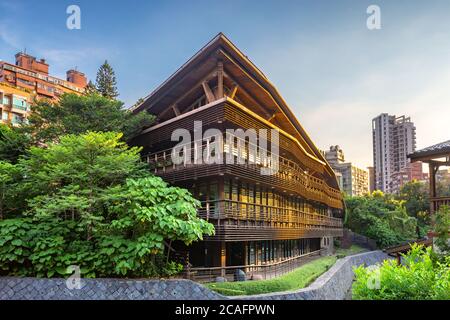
(2, 95), (10, 105)
(11, 113), (23, 124)
(209, 182), (219, 215)
(12, 97), (28, 111)
(2, 111), (9, 121)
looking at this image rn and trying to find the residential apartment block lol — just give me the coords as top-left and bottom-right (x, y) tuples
(372, 114), (422, 193)
(0, 52), (87, 124)
(324, 145), (369, 196)
(0, 83), (32, 125)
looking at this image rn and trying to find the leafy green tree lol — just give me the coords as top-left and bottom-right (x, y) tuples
(84, 80), (98, 95)
(437, 175), (450, 197)
(95, 60), (119, 99)
(0, 124), (31, 163)
(399, 180), (430, 220)
(0, 131), (214, 278)
(0, 161), (21, 219)
(344, 192), (418, 247)
(434, 205), (450, 255)
(24, 93), (154, 144)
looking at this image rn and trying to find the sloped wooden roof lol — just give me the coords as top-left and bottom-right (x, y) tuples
(132, 33), (341, 190)
(409, 140), (450, 162)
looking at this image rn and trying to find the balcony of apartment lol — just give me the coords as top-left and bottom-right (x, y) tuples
(143, 134), (343, 209)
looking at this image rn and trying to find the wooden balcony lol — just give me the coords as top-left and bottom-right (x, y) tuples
(197, 200), (343, 241)
(144, 137), (343, 209)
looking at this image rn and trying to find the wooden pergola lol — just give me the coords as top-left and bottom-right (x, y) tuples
(409, 140), (450, 214)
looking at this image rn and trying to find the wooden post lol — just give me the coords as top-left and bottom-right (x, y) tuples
(220, 241), (226, 277)
(429, 163), (436, 214)
(202, 81), (216, 104)
(217, 61), (224, 99)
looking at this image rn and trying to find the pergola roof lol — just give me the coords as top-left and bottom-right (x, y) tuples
(409, 140), (450, 162)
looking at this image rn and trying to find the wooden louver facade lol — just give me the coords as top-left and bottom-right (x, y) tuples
(130, 33), (344, 281)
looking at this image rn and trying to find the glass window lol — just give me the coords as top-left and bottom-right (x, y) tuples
(209, 182), (219, 215)
(11, 113), (23, 124)
(249, 242), (255, 265)
(231, 180), (238, 213)
(198, 183), (207, 208)
(2, 96), (10, 105)
(2, 111), (9, 121)
(240, 183), (247, 217)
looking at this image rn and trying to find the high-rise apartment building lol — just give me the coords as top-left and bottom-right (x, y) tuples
(367, 166), (375, 193)
(325, 145), (369, 196)
(0, 51), (87, 124)
(372, 114), (421, 193)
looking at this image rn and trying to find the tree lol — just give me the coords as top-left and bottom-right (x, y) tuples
(434, 205), (450, 255)
(0, 132), (214, 277)
(398, 180), (430, 237)
(95, 60), (119, 99)
(23, 93), (154, 144)
(131, 97), (145, 109)
(344, 192), (418, 247)
(0, 124), (31, 163)
(0, 161), (20, 219)
(84, 80), (98, 95)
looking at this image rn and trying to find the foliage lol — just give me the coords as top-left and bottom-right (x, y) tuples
(352, 244), (450, 300)
(207, 256), (336, 296)
(398, 180), (430, 232)
(22, 93), (154, 144)
(95, 60), (119, 99)
(437, 173), (450, 197)
(335, 244), (367, 259)
(344, 192), (418, 247)
(0, 124), (31, 163)
(434, 205), (450, 255)
(0, 132), (214, 278)
(0, 161), (21, 219)
(84, 80), (98, 95)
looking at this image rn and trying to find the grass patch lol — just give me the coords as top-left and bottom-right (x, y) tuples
(335, 245), (367, 259)
(206, 256), (337, 296)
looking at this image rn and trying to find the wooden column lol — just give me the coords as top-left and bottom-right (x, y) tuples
(202, 81), (216, 104)
(429, 163), (437, 214)
(220, 241), (226, 277)
(217, 61), (224, 99)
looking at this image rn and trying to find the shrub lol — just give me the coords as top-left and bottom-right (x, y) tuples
(352, 244), (450, 300)
(0, 132), (214, 278)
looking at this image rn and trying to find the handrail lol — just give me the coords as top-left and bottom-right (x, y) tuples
(197, 199), (342, 226)
(188, 250), (322, 272)
(143, 136), (342, 203)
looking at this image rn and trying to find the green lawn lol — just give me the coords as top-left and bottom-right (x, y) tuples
(206, 256), (337, 296)
(206, 245), (368, 296)
(335, 244), (367, 258)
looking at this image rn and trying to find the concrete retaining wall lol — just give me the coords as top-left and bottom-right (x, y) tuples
(233, 250), (390, 300)
(0, 250), (390, 300)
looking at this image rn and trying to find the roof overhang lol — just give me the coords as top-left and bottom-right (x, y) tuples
(132, 33), (340, 189)
(409, 140), (450, 163)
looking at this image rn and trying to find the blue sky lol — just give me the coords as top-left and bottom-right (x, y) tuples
(1, 0), (450, 167)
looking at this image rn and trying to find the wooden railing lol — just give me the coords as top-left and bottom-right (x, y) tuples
(143, 135), (343, 209)
(431, 197), (450, 213)
(197, 200), (343, 241)
(198, 200), (342, 228)
(185, 249), (324, 283)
